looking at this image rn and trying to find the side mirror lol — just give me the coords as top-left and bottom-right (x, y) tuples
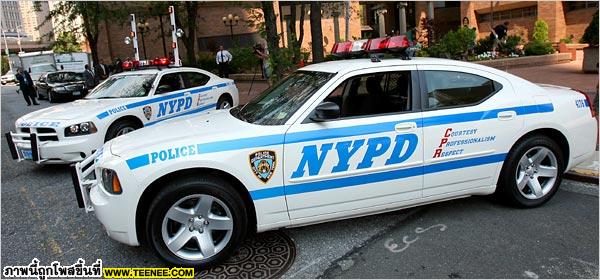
(310, 101), (340, 122)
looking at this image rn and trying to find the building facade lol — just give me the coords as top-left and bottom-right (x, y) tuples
(1, 1), (23, 37)
(19, 0), (53, 42)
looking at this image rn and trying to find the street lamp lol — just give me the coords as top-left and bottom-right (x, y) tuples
(137, 20), (150, 59)
(222, 14), (240, 41)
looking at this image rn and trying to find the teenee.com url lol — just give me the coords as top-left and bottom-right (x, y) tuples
(103, 267), (194, 279)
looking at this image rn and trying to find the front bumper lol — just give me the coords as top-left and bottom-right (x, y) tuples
(72, 152), (140, 246)
(5, 130), (98, 164)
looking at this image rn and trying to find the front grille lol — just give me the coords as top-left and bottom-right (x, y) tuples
(17, 127), (59, 141)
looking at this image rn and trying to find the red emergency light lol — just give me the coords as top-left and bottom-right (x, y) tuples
(122, 60), (140, 70)
(153, 57), (170, 66)
(330, 35), (410, 58)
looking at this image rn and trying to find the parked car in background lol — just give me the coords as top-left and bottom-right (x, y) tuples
(1, 72), (16, 85)
(36, 71), (87, 103)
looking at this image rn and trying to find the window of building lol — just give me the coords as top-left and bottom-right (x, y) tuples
(423, 71), (502, 109)
(565, 1), (598, 12)
(477, 6), (537, 22)
(322, 71), (412, 118)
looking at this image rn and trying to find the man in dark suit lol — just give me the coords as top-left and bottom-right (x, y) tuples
(83, 64), (97, 89)
(15, 67), (39, 106)
(94, 59), (109, 80)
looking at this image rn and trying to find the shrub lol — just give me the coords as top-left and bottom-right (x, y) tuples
(531, 20), (550, 43)
(424, 27), (476, 60)
(524, 40), (554, 56)
(229, 47), (261, 74)
(1, 56), (9, 75)
(524, 19), (555, 56)
(559, 35), (575, 44)
(474, 36), (494, 55)
(580, 10), (598, 46)
(196, 52), (217, 73)
(501, 35), (524, 55)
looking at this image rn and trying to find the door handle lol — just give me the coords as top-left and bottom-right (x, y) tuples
(212, 86), (218, 90)
(497, 110), (516, 121)
(394, 122), (417, 133)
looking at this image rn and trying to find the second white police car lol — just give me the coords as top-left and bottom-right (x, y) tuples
(73, 54), (596, 267)
(6, 67), (238, 164)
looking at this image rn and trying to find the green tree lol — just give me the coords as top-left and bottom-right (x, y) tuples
(44, 2), (127, 64)
(51, 32), (81, 53)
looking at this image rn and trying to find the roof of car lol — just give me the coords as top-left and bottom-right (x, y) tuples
(113, 66), (202, 76)
(299, 57), (491, 74)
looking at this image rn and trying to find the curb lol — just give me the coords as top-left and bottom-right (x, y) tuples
(564, 171), (599, 184)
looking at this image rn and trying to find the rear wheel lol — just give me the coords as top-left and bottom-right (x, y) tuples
(146, 176), (248, 267)
(496, 135), (564, 207)
(216, 95), (232, 110)
(104, 120), (138, 142)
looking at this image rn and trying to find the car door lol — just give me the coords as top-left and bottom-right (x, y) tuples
(181, 71), (217, 112)
(144, 72), (188, 125)
(283, 66), (424, 220)
(36, 74), (48, 97)
(417, 65), (523, 197)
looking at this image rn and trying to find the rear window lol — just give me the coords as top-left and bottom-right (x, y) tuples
(424, 70), (502, 109)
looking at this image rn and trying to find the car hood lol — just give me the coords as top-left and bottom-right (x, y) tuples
(109, 109), (264, 157)
(18, 98), (135, 122)
(49, 81), (85, 87)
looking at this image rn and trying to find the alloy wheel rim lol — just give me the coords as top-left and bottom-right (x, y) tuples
(161, 194), (233, 261)
(116, 127), (135, 136)
(220, 101), (231, 109)
(515, 146), (558, 200)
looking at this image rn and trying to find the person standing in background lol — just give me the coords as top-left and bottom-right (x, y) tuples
(95, 59), (109, 80)
(491, 21), (510, 58)
(216, 46), (233, 78)
(83, 64), (97, 90)
(15, 67), (39, 106)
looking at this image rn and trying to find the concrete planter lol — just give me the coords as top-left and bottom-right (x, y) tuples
(582, 46), (599, 73)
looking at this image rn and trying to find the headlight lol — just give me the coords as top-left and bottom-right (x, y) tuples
(100, 168), (122, 194)
(54, 86), (67, 92)
(64, 122), (97, 137)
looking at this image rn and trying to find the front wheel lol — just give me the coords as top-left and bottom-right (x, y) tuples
(496, 135), (564, 207)
(48, 91), (56, 103)
(146, 176), (248, 267)
(104, 120), (138, 142)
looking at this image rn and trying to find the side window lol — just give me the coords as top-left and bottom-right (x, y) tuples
(183, 72), (210, 89)
(424, 70), (502, 109)
(156, 73), (184, 94)
(322, 71), (412, 118)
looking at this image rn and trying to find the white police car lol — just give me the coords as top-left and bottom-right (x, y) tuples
(73, 55), (597, 267)
(6, 67), (238, 164)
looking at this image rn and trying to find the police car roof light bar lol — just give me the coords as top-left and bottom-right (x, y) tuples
(330, 35), (410, 60)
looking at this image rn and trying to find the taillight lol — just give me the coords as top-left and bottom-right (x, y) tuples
(575, 89), (596, 118)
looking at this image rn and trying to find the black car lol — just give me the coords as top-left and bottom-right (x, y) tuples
(36, 71), (87, 103)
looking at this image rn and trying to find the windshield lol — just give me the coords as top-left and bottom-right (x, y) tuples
(232, 71), (334, 125)
(47, 72), (84, 83)
(85, 74), (156, 99)
(30, 64), (57, 74)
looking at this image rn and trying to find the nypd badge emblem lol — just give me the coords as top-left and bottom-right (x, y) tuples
(142, 106), (152, 120)
(249, 150), (276, 183)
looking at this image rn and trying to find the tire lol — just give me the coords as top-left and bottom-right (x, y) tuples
(216, 94), (233, 110)
(104, 120), (138, 142)
(145, 176), (248, 267)
(48, 91), (56, 103)
(496, 135), (564, 207)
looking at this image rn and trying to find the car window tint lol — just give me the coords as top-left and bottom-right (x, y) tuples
(156, 73), (184, 94)
(424, 70), (500, 109)
(323, 71), (412, 118)
(183, 72), (210, 89)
